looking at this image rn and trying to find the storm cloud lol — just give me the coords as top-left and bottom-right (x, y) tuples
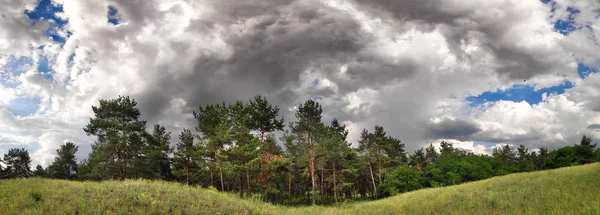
(0, 0), (599, 165)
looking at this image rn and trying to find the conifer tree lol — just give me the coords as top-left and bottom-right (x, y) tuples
(173, 129), (197, 185)
(144, 124), (173, 180)
(2, 148), (32, 178)
(286, 99), (326, 205)
(48, 142), (79, 179)
(83, 95), (147, 181)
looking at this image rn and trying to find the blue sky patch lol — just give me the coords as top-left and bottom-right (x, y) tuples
(5, 97), (40, 117)
(312, 96), (323, 101)
(37, 56), (54, 81)
(1, 56), (33, 88)
(25, 0), (68, 44)
(474, 141), (497, 148)
(553, 7), (580, 35)
(108, 6), (120, 25)
(578, 62), (598, 79)
(312, 78), (319, 86)
(466, 81), (574, 107)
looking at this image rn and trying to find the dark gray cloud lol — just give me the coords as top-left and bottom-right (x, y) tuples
(588, 124), (600, 130)
(426, 118), (481, 141)
(129, 0), (410, 124)
(4, 0), (599, 166)
(353, 0), (571, 81)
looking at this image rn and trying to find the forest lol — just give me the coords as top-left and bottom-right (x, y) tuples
(1, 95), (599, 206)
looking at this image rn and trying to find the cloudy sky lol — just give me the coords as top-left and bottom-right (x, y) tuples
(1, 0), (599, 166)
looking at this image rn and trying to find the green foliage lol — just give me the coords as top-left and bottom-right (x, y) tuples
(47, 142), (79, 180)
(547, 146), (578, 169)
(32, 165), (46, 178)
(39, 94), (599, 208)
(144, 124), (173, 180)
(285, 99), (327, 205)
(173, 128), (197, 185)
(377, 166), (423, 197)
(574, 135), (597, 164)
(1, 148), (32, 179)
(83, 95), (147, 181)
(357, 125), (407, 199)
(248, 95), (285, 142)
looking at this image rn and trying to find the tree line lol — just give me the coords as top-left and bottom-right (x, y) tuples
(1, 95), (599, 206)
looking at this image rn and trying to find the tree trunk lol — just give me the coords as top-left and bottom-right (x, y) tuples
(185, 165), (189, 186)
(333, 166), (338, 203)
(239, 175), (244, 198)
(288, 174), (292, 200)
(310, 156), (316, 206)
(321, 167), (324, 205)
(210, 169), (214, 188)
(377, 159), (382, 183)
(219, 165), (224, 192)
(368, 162), (377, 199)
(246, 166), (252, 198)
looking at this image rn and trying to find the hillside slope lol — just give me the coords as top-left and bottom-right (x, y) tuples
(1, 163), (598, 215)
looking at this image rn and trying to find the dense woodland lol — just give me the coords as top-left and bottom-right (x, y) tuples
(1, 95), (599, 206)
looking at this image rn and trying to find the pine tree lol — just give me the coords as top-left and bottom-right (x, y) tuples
(409, 148), (427, 172)
(440, 141), (455, 156)
(425, 143), (439, 164)
(144, 124), (173, 180)
(574, 135), (597, 164)
(227, 101), (260, 198)
(248, 95), (285, 144)
(2, 148), (32, 178)
(358, 125), (406, 199)
(535, 147), (548, 170)
(33, 165), (46, 178)
(286, 99), (326, 205)
(48, 142), (79, 179)
(173, 129), (197, 185)
(194, 103), (231, 191)
(83, 95), (147, 181)
(515, 145), (534, 172)
(493, 144), (516, 162)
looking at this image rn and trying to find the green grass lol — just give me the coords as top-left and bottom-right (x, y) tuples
(1, 163), (599, 215)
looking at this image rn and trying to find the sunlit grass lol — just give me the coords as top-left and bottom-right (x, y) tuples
(1, 163), (598, 215)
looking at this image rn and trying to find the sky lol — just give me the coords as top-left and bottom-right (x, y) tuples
(0, 0), (599, 167)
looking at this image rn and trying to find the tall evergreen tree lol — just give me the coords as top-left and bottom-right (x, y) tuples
(440, 141), (455, 156)
(248, 95), (285, 144)
(574, 135), (597, 164)
(425, 143), (439, 164)
(535, 147), (549, 170)
(2, 148), (32, 178)
(286, 99), (326, 205)
(515, 145), (534, 172)
(493, 144), (516, 162)
(173, 129), (197, 185)
(48, 142), (79, 180)
(144, 124), (173, 180)
(227, 101), (260, 198)
(409, 148), (427, 172)
(83, 95), (147, 181)
(33, 164), (46, 178)
(194, 103), (230, 191)
(358, 125), (406, 199)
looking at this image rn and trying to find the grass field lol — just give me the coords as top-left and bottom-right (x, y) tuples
(1, 163), (599, 215)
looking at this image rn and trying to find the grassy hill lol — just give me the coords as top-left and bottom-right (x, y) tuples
(1, 163), (599, 215)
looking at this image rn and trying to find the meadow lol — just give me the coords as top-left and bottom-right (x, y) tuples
(1, 162), (598, 215)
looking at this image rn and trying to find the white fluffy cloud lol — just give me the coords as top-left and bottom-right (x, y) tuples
(0, 0), (599, 166)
